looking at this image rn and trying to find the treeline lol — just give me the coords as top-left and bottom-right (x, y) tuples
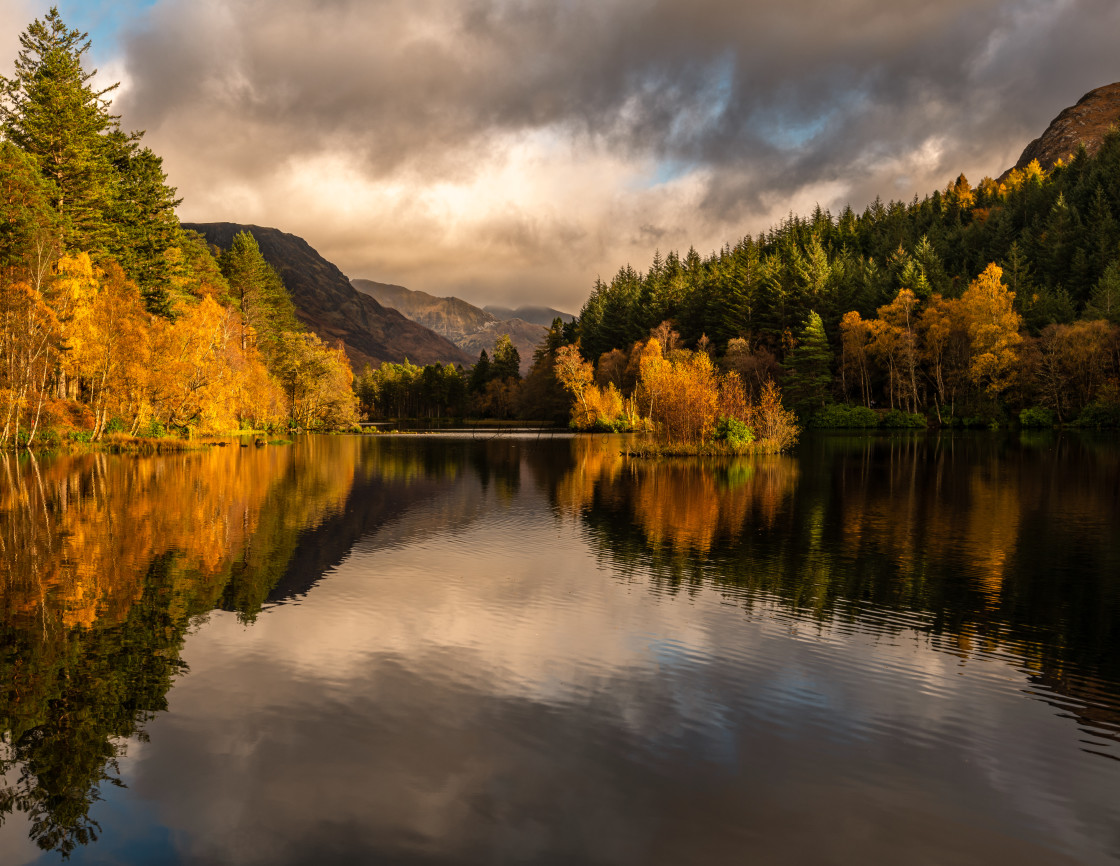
(356, 329), (573, 422)
(576, 133), (1120, 427)
(0, 8), (356, 448)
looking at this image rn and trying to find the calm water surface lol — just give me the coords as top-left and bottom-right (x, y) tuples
(1, 432), (1118, 864)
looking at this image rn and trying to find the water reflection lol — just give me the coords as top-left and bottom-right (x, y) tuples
(0, 432), (1118, 863)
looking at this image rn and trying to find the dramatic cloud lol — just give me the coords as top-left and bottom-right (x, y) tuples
(25, 0), (1120, 310)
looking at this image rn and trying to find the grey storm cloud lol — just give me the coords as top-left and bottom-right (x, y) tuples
(102, 0), (1120, 307)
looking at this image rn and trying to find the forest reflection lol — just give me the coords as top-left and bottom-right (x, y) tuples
(0, 440), (358, 855)
(558, 433), (1120, 713)
(0, 432), (1118, 857)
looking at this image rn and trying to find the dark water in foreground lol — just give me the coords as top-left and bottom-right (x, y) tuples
(1, 432), (1119, 864)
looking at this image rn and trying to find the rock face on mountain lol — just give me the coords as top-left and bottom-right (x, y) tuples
(184, 224), (471, 370)
(483, 305), (575, 327)
(1004, 82), (1120, 177)
(351, 279), (547, 374)
(352, 280), (495, 340)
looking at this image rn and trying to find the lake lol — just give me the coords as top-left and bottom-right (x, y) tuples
(1, 431), (1118, 864)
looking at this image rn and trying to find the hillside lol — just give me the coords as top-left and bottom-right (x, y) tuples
(184, 224), (471, 370)
(1003, 81), (1120, 177)
(352, 279), (544, 374)
(484, 305), (575, 326)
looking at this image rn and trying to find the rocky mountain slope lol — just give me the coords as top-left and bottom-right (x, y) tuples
(184, 223), (471, 370)
(351, 279), (548, 374)
(1003, 81), (1120, 177)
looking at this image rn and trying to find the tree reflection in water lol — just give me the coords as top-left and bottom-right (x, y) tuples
(0, 431), (1117, 857)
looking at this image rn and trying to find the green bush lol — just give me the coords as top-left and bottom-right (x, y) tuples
(714, 416), (755, 446)
(1072, 400), (1120, 429)
(144, 418), (168, 438)
(1019, 406), (1055, 428)
(104, 417), (126, 434)
(589, 416), (622, 433)
(810, 403), (878, 428)
(36, 428), (61, 447)
(879, 409), (926, 429)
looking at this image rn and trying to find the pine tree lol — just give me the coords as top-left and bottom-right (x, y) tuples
(1085, 260), (1120, 324)
(0, 7), (117, 249)
(491, 334), (521, 381)
(105, 134), (182, 314)
(219, 231), (299, 362)
(0, 141), (61, 288)
(1, 7), (184, 316)
(783, 310), (833, 414)
(468, 350), (491, 393)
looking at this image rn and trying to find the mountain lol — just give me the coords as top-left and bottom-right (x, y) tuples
(483, 305), (575, 326)
(1003, 81), (1120, 178)
(183, 224), (471, 370)
(351, 279), (545, 374)
(351, 280), (495, 340)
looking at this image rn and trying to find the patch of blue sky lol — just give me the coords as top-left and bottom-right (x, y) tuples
(635, 54), (735, 190)
(650, 157), (691, 187)
(758, 111), (832, 150)
(56, 0), (159, 60)
(753, 85), (866, 151)
(666, 51), (736, 146)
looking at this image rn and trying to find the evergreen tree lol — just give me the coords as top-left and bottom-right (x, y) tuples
(0, 141), (60, 288)
(1, 7), (184, 316)
(105, 134), (182, 314)
(0, 7), (117, 249)
(491, 334), (521, 381)
(468, 350), (491, 393)
(219, 231), (299, 362)
(783, 310), (833, 414)
(1085, 260), (1120, 324)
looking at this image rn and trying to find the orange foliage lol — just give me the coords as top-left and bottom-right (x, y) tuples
(0, 440), (358, 630)
(959, 263), (1023, 398)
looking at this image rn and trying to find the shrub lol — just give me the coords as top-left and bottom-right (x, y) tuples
(714, 416), (754, 446)
(36, 428), (61, 447)
(1072, 400), (1120, 429)
(1019, 406), (1055, 428)
(879, 409), (926, 429)
(810, 403), (878, 428)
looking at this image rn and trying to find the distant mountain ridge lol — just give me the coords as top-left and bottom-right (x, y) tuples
(351, 279), (554, 374)
(483, 305), (575, 327)
(1002, 82), (1120, 178)
(184, 223), (471, 370)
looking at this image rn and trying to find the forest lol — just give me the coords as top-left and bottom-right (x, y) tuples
(361, 132), (1120, 443)
(574, 138), (1120, 429)
(0, 8), (358, 449)
(6, 7), (1118, 451)
(360, 125), (1120, 437)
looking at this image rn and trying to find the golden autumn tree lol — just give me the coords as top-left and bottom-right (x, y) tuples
(146, 295), (240, 433)
(0, 278), (58, 446)
(636, 338), (721, 444)
(918, 293), (970, 420)
(554, 341), (632, 431)
(272, 332), (359, 429)
(1033, 319), (1120, 421)
(61, 257), (149, 439)
(872, 289), (922, 412)
(959, 263), (1023, 399)
(839, 311), (873, 407)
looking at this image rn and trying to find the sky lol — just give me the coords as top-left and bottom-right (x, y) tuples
(4, 0), (1119, 312)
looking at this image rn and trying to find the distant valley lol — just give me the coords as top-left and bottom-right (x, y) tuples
(352, 280), (573, 375)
